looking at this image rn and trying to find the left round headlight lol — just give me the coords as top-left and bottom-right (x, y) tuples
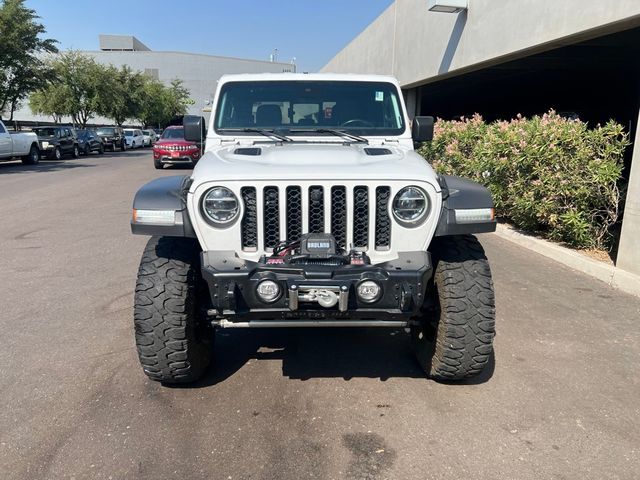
(202, 187), (239, 225)
(393, 186), (429, 226)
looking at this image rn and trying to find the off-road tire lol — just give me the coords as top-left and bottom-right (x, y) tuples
(412, 234), (495, 381)
(21, 145), (40, 165)
(134, 236), (213, 383)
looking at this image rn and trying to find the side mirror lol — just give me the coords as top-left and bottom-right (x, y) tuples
(183, 115), (206, 143)
(412, 116), (435, 142)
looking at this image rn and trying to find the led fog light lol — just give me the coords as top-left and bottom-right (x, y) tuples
(357, 280), (382, 303)
(256, 280), (281, 303)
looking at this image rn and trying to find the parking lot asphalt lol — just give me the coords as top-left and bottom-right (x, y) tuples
(1, 151), (639, 480)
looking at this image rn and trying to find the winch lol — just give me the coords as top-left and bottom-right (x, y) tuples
(260, 233), (370, 267)
(288, 284), (350, 312)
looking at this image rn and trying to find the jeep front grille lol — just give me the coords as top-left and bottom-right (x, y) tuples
(241, 185), (392, 252)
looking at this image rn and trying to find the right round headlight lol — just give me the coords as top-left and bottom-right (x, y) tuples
(202, 187), (239, 225)
(393, 186), (429, 226)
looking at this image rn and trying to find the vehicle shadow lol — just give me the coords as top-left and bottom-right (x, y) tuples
(0, 159), (97, 174)
(177, 328), (495, 388)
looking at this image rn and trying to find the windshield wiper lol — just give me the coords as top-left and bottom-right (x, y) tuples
(289, 128), (368, 144)
(218, 128), (292, 142)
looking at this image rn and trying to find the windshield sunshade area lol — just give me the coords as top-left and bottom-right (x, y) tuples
(215, 81), (406, 137)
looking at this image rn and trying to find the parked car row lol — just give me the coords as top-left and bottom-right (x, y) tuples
(0, 123), (164, 165)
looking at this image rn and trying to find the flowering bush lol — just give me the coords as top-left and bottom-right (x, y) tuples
(417, 111), (630, 250)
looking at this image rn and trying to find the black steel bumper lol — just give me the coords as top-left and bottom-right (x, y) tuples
(201, 251), (432, 323)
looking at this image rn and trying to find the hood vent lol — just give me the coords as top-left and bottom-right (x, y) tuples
(364, 147), (392, 156)
(234, 147), (262, 156)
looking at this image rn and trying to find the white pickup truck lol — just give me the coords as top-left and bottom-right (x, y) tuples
(0, 120), (40, 165)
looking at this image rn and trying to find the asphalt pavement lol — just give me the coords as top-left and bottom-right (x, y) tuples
(0, 151), (639, 480)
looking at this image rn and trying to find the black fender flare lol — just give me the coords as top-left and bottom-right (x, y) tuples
(434, 175), (497, 237)
(130, 175), (196, 238)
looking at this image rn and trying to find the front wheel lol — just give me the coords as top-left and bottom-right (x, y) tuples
(84, 145), (91, 156)
(134, 236), (213, 384)
(72, 145), (79, 158)
(98, 144), (104, 155)
(154, 158), (163, 169)
(412, 235), (496, 381)
(53, 146), (62, 160)
(121, 141), (126, 152)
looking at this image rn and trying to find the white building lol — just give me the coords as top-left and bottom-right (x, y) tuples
(13, 34), (295, 124)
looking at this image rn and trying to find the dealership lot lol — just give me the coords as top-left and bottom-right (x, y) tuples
(0, 152), (639, 480)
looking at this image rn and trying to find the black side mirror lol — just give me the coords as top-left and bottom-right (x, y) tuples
(183, 115), (206, 143)
(412, 116), (435, 142)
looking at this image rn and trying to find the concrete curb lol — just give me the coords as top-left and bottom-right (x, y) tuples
(492, 224), (640, 298)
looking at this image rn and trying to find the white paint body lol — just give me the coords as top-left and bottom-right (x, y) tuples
(0, 120), (38, 159)
(187, 73), (442, 265)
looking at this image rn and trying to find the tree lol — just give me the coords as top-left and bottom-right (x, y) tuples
(138, 78), (193, 128)
(41, 51), (111, 127)
(101, 65), (145, 126)
(0, 0), (58, 120)
(29, 84), (70, 123)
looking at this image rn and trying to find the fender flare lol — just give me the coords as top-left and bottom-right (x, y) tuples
(130, 175), (196, 238)
(434, 175), (497, 237)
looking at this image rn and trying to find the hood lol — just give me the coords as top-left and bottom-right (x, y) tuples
(191, 142), (439, 184)
(155, 139), (193, 147)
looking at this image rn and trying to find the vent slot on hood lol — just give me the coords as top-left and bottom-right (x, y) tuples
(364, 148), (392, 156)
(234, 147), (262, 156)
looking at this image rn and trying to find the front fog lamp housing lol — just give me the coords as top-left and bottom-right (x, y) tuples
(256, 280), (281, 303)
(393, 186), (429, 226)
(202, 187), (239, 225)
(357, 280), (382, 303)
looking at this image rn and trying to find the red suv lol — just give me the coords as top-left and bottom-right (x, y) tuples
(152, 126), (202, 169)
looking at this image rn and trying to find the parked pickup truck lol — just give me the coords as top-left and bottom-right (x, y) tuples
(130, 73), (497, 385)
(0, 120), (40, 165)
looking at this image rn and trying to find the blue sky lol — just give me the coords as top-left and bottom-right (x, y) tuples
(25, 0), (393, 72)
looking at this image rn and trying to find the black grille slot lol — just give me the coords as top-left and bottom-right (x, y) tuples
(375, 186), (391, 249)
(331, 186), (347, 250)
(286, 186), (302, 241)
(353, 186), (369, 248)
(240, 187), (257, 250)
(308, 186), (325, 233)
(263, 186), (280, 249)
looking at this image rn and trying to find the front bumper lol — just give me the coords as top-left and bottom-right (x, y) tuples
(157, 155), (197, 165)
(201, 251), (432, 324)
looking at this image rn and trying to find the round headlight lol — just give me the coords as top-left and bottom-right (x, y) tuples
(202, 187), (239, 225)
(256, 280), (281, 303)
(393, 186), (429, 225)
(357, 280), (382, 303)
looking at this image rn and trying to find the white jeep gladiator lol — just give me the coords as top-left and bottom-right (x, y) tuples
(131, 74), (496, 384)
(0, 120), (40, 165)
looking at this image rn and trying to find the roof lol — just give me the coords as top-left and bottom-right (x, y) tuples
(217, 72), (401, 84)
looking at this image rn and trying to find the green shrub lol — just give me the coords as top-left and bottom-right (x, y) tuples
(417, 111), (629, 250)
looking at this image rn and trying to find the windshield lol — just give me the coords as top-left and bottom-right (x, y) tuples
(77, 130), (89, 139)
(124, 130), (134, 137)
(97, 128), (115, 135)
(161, 128), (184, 139)
(214, 81), (406, 136)
(34, 128), (57, 137)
